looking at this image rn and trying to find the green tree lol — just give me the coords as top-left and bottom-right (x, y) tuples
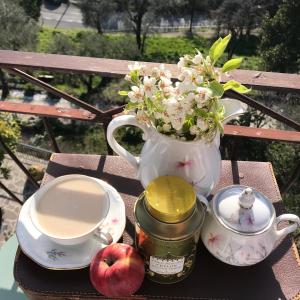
(44, 31), (139, 102)
(0, 0), (39, 51)
(260, 0), (300, 72)
(45, 32), (77, 55)
(214, 0), (282, 58)
(118, 0), (175, 53)
(16, 0), (42, 21)
(0, 0), (39, 100)
(0, 114), (20, 179)
(78, 0), (117, 34)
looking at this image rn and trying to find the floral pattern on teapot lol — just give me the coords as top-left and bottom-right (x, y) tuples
(203, 229), (272, 266)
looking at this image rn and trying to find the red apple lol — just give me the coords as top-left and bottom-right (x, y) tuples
(90, 243), (145, 297)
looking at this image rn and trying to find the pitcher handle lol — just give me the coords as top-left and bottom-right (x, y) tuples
(107, 115), (151, 171)
(275, 214), (300, 240)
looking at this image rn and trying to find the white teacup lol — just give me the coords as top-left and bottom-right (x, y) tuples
(30, 174), (113, 246)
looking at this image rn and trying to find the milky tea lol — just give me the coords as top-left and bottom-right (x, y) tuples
(34, 177), (109, 239)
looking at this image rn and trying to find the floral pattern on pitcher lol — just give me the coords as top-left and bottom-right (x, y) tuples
(176, 160), (193, 169)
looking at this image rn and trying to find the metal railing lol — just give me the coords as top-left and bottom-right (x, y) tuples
(0, 50), (299, 204)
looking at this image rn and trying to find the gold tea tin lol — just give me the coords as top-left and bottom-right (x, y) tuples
(134, 176), (206, 284)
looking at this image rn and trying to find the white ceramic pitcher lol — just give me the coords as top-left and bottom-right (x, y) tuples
(107, 98), (246, 195)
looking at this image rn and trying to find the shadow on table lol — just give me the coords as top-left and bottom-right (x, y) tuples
(45, 156), (143, 197)
(139, 241), (287, 300)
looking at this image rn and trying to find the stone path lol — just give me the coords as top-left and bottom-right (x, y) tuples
(0, 153), (47, 247)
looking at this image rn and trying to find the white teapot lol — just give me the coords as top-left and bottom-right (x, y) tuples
(200, 185), (300, 266)
(107, 98), (246, 196)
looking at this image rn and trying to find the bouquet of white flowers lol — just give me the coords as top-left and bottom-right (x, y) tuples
(119, 34), (250, 142)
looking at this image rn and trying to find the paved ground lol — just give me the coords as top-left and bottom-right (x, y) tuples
(41, 0), (84, 29)
(0, 153), (48, 248)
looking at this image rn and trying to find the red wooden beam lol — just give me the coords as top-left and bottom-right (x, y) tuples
(0, 101), (97, 121)
(0, 101), (298, 143)
(0, 50), (300, 92)
(224, 125), (300, 143)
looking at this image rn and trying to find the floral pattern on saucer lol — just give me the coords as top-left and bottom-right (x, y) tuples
(16, 179), (126, 270)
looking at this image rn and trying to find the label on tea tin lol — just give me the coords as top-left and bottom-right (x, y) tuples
(149, 256), (185, 275)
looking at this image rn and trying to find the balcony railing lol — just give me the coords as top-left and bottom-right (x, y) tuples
(0, 50), (299, 204)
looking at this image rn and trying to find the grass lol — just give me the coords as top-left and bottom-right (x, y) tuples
(38, 27), (262, 70)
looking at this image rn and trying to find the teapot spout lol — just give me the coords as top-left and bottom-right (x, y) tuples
(220, 98), (247, 125)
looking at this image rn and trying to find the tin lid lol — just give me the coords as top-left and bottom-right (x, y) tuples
(213, 185), (275, 234)
(134, 193), (206, 240)
(145, 176), (196, 223)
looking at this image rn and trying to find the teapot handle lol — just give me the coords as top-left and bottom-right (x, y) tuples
(275, 214), (300, 240)
(107, 115), (151, 171)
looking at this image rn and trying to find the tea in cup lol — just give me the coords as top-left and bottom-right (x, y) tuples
(30, 174), (112, 246)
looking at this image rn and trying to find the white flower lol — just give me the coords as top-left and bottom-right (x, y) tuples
(192, 52), (203, 65)
(195, 87), (212, 107)
(197, 118), (208, 131)
(136, 111), (149, 123)
(163, 97), (179, 115)
(128, 62), (146, 72)
(178, 68), (203, 86)
(190, 125), (199, 135)
(158, 77), (172, 92)
(162, 123), (171, 132)
(154, 112), (170, 123)
(171, 117), (185, 131)
(152, 64), (172, 79)
(128, 86), (144, 103)
(185, 92), (195, 103)
(177, 55), (190, 69)
(181, 93), (194, 111)
(176, 81), (196, 94)
(143, 76), (157, 97)
(125, 74), (131, 81)
(178, 68), (191, 82)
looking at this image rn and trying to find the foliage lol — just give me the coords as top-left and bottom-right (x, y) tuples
(260, 0), (300, 72)
(117, 0), (177, 53)
(78, 0), (117, 34)
(38, 28), (260, 69)
(213, 0), (282, 58)
(76, 32), (140, 60)
(83, 125), (108, 154)
(45, 32), (77, 55)
(221, 136), (299, 202)
(16, 0), (42, 21)
(120, 35), (249, 142)
(265, 142), (300, 189)
(0, 114), (20, 179)
(0, 0), (39, 51)
(41, 30), (139, 103)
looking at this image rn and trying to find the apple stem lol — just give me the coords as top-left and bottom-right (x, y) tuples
(104, 258), (113, 266)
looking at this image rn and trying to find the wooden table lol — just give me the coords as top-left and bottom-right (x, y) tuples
(14, 154), (300, 300)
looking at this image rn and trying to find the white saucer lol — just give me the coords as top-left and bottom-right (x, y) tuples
(16, 179), (126, 270)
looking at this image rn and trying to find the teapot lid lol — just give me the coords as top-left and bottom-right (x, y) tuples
(213, 185), (275, 234)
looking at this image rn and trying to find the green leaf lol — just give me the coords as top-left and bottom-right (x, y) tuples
(209, 37), (222, 62)
(209, 80), (224, 97)
(223, 80), (251, 93)
(221, 57), (243, 73)
(125, 101), (139, 111)
(194, 108), (207, 117)
(118, 90), (128, 96)
(209, 34), (231, 64)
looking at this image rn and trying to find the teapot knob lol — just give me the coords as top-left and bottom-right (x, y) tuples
(239, 188), (255, 209)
